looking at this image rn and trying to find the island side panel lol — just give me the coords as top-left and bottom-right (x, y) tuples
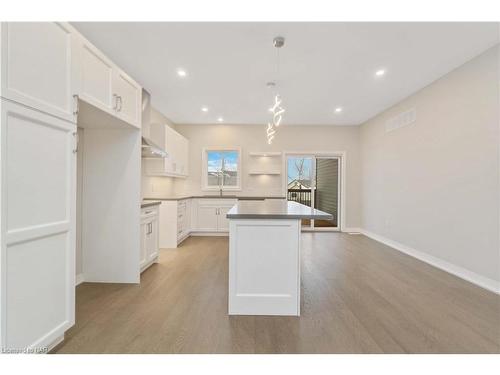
(228, 219), (301, 316)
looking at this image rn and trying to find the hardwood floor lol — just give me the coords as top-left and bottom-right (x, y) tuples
(53, 233), (500, 354)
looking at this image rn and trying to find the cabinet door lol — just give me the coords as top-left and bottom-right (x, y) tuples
(113, 69), (141, 128)
(1, 22), (77, 122)
(1, 99), (76, 349)
(217, 204), (236, 232)
(196, 203), (218, 231)
(147, 217), (159, 261)
(140, 221), (148, 269)
(76, 37), (115, 114)
(181, 135), (189, 176)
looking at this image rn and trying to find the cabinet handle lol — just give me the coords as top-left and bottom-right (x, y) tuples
(117, 96), (123, 112)
(113, 94), (118, 110)
(73, 94), (79, 116)
(73, 131), (78, 154)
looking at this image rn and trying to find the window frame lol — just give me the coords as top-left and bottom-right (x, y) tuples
(201, 147), (242, 191)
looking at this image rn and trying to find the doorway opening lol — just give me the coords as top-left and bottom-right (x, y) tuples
(285, 154), (342, 231)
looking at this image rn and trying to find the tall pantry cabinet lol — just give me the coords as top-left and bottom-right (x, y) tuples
(0, 23), (78, 351)
(0, 21), (143, 352)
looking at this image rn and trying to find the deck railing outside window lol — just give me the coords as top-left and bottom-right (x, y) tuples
(287, 189), (313, 207)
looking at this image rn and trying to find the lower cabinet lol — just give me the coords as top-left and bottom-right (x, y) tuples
(140, 205), (159, 272)
(192, 199), (237, 233)
(158, 199), (191, 249)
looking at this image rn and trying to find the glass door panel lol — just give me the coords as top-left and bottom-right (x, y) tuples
(313, 157), (339, 229)
(286, 156), (314, 227)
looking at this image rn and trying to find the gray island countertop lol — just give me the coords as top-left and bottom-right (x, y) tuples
(143, 195), (285, 201)
(226, 200), (333, 220)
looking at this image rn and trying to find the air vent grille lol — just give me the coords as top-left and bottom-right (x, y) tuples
(385, 108), (416, 133)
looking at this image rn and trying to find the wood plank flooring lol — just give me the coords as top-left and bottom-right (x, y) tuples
(53, 233), (500, 353)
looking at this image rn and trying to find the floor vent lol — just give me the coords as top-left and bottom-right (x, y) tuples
(385, 108), (416, 133)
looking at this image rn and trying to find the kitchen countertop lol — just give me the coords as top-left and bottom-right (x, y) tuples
(141, 200), (162, 208)
(226, 200), (333, 220)
(143, 195), (286, 201)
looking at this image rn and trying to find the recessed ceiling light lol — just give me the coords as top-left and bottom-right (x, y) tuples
(335, 107), (343, 113)
(177, 69), (187, 77)
(201, 106), (208, 112)
(375, 69), (386, 77)
(217, 117), (224, 123)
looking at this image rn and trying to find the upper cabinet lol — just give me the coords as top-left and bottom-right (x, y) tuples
(145, 123), (189, 178)
(75, 38), (115, 113)
(0, 22), (79, 123)
(1, 22), (142, 129)
(74, 34), (141, 128)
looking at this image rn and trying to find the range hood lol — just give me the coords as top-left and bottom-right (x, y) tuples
(142, 137), (167, 158)
(141, 88), (167, 158)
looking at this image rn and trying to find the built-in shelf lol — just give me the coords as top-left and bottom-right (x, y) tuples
(248, 170), (281, 175)
(249, 152), (282, 157)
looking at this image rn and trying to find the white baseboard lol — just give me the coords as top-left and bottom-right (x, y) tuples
(190, 231), (229, 237)
(75, 273), (85, 286)
(343, 227), (362, 233)
(360, 229), (500, 295)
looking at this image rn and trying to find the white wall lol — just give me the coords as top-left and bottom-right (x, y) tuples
(175, 124), (362, 229)
(360, 46), (500, 287)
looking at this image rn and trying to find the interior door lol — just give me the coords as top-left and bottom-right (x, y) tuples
(1, 99), (76, 349)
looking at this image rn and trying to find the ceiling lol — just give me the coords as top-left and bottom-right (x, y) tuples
(72, 22), (498, 126)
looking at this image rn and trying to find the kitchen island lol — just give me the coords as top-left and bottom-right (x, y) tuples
(226, 200), (333, 316)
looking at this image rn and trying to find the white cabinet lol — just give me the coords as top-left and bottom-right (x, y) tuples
(145, 124), (189, 177)
(217, 202), (236, 231)
(73, 34), (141, 128)
(196, 202), (219, 232)
(140, 205), (159, 272)
(113, 69), (141, 126)
(75, 37), (115, 113)
(0, 99), (76, 350)
(192, 199), (237, 233)
(157, 199), (191, 249)
(0, 22), (79, 122)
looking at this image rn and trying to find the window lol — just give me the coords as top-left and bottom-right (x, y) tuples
(202, 148), (241, 190)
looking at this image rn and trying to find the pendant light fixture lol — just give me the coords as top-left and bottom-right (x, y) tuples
(267, 36), (285, 145)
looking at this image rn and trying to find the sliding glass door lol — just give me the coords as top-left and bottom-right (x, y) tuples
(314, 157), (340, 229)
(286, 156), (314, 227)
(286, 155), (340, 231)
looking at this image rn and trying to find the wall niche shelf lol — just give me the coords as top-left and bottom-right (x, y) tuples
(249, 152), (282, 157)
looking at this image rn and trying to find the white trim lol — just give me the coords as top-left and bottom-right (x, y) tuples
(201, 147), (242, 191)
(75, 273), (85, 286)
(343, 227), (362, 233)
(360, 229), (500, 295)
(47, 333), (65, 352)
(190, 231), (229, 237)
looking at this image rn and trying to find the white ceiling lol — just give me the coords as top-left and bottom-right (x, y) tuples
(72, 22), (498, 126)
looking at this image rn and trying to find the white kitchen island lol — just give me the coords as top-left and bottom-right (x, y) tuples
(226, 200), (333, 316)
